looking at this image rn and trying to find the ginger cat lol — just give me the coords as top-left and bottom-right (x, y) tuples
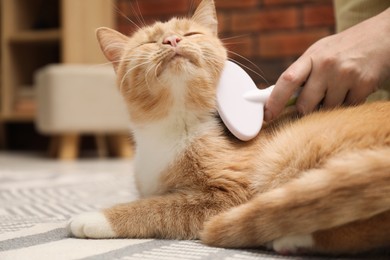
(69, 0), (390, 255)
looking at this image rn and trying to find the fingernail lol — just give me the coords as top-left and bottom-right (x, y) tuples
(264, 110), (273, 122)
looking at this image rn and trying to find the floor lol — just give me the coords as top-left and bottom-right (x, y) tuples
(0, 152), (134, 174)
(0, 152), (137, 233)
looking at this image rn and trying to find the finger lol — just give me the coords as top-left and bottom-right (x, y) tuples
(344, 92), (366, 106)
(295, 65), (327, 114)
(322, 84), (349, 108)
(265, 56), (312, 121)
(344, 88), (371, 105)
(344, 80), (377, 105)
(295, 85), (325, 114)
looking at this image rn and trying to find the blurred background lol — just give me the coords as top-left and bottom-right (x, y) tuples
(0, 0), (334, 158)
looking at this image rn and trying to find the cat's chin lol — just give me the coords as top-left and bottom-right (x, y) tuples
(163, 55), (196, 73)
(171, 55), (191, 66)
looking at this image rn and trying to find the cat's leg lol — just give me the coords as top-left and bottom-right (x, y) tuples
(312, 209), (390, 254)
(201, 148), (390, 254)
(272, 209), (390, 254)
(69, 192), (230, 239)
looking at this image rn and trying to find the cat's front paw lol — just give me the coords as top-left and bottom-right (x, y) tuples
(271, 234), (314, 255)
(68, 212), (117, 238)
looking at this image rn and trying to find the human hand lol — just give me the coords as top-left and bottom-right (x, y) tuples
(264, 7), (390, 122)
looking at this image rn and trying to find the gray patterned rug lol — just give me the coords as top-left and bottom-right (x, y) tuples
(0, 153), (385, 259)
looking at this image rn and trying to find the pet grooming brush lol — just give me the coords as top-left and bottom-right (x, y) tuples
(217, 61), (298, 141)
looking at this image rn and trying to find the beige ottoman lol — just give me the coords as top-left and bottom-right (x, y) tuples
(35, 64), (132, 160)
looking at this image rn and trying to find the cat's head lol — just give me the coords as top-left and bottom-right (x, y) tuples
(96, 0), (227, 124)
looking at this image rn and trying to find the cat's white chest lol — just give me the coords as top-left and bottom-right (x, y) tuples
(132, 122), (188, 197)
(134, 142), (181, 197)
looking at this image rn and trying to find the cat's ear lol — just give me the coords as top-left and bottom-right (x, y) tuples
(96, 27), (129, 71)
(192, 0), (218, 36)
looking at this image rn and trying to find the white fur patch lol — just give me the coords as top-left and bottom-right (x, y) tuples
(133, 120), (187, 197)
(272, 234), (314, 254)
(134, 119), (216, 197)
(132, 77), (214, 197)
(68, 212), (116, 238)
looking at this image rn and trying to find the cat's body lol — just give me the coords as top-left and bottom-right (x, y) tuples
(69, 0), (390, 255)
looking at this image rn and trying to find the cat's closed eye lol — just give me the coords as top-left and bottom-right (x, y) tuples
(184, 32), (203, 37)
(144, 41), (157, 45)
(132, 41), (156, 50)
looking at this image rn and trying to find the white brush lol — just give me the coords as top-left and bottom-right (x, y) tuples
(217, 61), (298, 141)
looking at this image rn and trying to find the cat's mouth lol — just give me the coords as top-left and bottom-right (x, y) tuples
(171, 53), (185, 60)
(169, 51), (189, 62)
(167, 49), (200, 67)
(155, 47), (201, 76)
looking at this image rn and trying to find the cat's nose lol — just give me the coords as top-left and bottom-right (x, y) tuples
(163, 35), (182, 47)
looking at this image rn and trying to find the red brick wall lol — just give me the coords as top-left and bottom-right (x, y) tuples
(115, 0), (335, 86)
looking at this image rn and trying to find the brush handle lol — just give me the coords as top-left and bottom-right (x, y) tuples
(243, 85), (300, 107)
(243, 85), (275, 103)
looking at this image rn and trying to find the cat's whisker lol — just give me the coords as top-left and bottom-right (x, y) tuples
(88, 56), (151, 69)
(154, 61), (165, 86)
(88, 62), (119, 68)
(115, 56), (148, 62)
(228, 58), (269, 86)
(228, 50), (268, 76)
(112, 3), (141, 31)
(203, 57), (226, 73)
(127, 56), (152, 60)
(87, 59), (135, 68)
(222, 41), (250, 46)
(129, 0), (146, 28)
(203, 55), (224, 67)
(119, 60), (151, 92)
(128, 52), (151, 58)
(135, 0), (147, 27)
(144, 63), (158, 91)
(202, 50), (225, 63)
(127, 59), (150, 62)
(228, 50), (270, 85)
(134, 51), (154, 57)
(220, 34), (251, 42)
(132, 52), (156, 59)
(102, 42), (128, 54)
(132, 53), (153, 57)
